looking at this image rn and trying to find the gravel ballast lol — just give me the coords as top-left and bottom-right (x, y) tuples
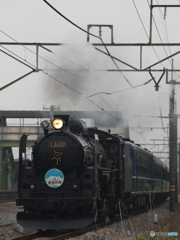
(0, 199), (179, 240)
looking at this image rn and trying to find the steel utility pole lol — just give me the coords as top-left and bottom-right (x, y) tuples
(178, 142), (180, 196)
(169, 59), (178, 212)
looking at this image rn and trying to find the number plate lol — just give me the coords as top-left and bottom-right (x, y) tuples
(48, 141), (67, 148)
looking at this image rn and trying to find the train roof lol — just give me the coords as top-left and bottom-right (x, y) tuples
(124, 138), (168, 169)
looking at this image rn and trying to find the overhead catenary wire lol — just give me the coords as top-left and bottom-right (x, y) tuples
(151, 10), (170, 58)
(131, 128), (148, 143)
(132, 0), (149, 38)
(0, 29), (153, 116)
(87, 78), (153, 98)
(0, 27), (130, 119)
(2, 2), (172, 88)
(97, 94), (116, 112)
(134, 0), (178, 81)
(0, 30), (85, 79)
(156, 0), (180, 80)
(132, 0), (178, 81)
(0, 30), (122, 123)
(0, 2), (176, 154)
(0, 45), (35, 69)
(131, 116), (148, 143)
(43, 0), (134, 88)
(41, 70), (121, 122)
(0, 44), (81, 92)
(1, 2), (173, 125)
(132, 0), (164, 66)
(146, 0), (176, 69)
(1, 0), (136, 124)
(156, 0), (172, 55)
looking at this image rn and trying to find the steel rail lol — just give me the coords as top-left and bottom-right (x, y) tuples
(11, 231), (46, 240)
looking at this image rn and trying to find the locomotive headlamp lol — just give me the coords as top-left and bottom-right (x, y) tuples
(30, 185), (35, 190)
(52, 118), (64, 129)
(41, 120), (50, 129)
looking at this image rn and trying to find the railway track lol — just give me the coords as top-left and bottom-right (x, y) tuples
(11, 201), (168, 240)
(11, 217), (119, 240)
(11, 231), (47, 240)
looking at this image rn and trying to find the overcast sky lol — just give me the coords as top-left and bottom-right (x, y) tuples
(1, 0), (180, 160)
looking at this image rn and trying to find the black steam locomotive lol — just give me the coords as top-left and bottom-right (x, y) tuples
(16, 115), (169, 230)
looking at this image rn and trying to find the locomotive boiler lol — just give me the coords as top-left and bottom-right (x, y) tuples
(16, 115), (124, 229)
